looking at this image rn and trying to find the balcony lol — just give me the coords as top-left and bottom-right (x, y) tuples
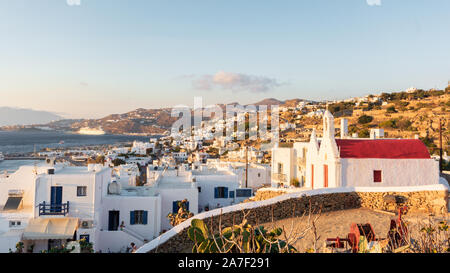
(272, 173), (287, 183)
(38, 201), (70, 216)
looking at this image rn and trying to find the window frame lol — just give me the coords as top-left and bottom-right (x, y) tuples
(373, 170), (382, 183)
(130, 210), (148, 225)
(77, 186), (87, 197)
(236, 189), (252, 198)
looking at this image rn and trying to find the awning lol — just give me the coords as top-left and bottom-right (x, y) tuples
(3, 196), (22, 210)
(23, 218), (79, 240)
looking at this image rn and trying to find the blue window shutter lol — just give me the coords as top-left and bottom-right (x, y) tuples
(186, 202), (189, 211)
(130, 211), (135, 225)
(143, 211), (148, 225)
(224, 187), (228, 199)
(214, 187), (219, 198)
(229, 191), (235, 198)
(173, 201), (178, 213)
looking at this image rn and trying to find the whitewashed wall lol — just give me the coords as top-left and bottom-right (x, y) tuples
(342, 158), (439, 187)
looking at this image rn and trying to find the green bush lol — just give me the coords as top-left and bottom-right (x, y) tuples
(386, 106), (397, 113)
(358, 115), (374, 124)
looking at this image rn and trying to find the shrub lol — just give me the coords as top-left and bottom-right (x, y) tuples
(358, 129), (370, 138)
(397, 118), (413, 131)
(112, 158), (126, 166)
(358, 115), (374, 124)
(386, 106), (397, 113)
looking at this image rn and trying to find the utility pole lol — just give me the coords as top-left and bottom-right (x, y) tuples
(245, 142), (248, 188)
(439, 118), (443, 173)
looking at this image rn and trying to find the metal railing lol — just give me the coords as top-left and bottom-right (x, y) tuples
(38, 201), (70, 216)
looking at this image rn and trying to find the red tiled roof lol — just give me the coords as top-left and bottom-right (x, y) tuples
(335, 139), (431, 159)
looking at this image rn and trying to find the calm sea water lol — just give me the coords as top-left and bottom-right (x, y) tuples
(0, 130), (156, 172)
(0, 159), (42, 173)
(0, 130), (153, 155)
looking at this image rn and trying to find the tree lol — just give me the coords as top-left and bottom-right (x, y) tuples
(112, 158), (126, 166)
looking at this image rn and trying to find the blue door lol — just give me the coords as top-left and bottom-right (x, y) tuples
(50, 186), (63, 212)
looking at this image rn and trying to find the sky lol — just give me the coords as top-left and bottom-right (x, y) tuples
(0, 0), (449, 119)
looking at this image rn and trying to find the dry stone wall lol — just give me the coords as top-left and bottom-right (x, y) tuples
(147, 188), (448, 253)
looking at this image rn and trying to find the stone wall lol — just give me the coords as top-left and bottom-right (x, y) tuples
(145, 188), (448, 253)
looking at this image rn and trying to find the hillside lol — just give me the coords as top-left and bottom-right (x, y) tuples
(283, 88), (450, 156)
(0, 107), (62, 127)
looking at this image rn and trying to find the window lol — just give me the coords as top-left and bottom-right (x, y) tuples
(229, 191), (235, 198)
(373, 170), (382, 183)
(236, 189), (252, 198)
(257, 173), (261, 178)
(9, 221), (21, 228)
(277, 163), (283, 174)
(77, 186), (87, 197)
(130, 210), (148, 225)
(198, 187), (201, 193)
(80, 234), (90, 243)
(214, 187), (228, 199)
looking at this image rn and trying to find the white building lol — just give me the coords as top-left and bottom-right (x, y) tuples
(271, 142), (309, 188)
(0, 162), (163, 253)
(271, 111), (440, 190)
(306, 111), (439, 188)
(131, 141), (155, 155)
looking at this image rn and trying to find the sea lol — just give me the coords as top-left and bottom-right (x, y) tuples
(0, 130), (155, 172)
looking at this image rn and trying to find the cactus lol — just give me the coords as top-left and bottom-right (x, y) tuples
(167, 199), (194, 227)
(187, 216), (297, 253)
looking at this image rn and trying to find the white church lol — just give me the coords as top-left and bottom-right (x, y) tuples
(272, 110), (440, 189)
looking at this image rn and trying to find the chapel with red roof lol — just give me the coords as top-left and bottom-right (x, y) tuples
(304, 110), (439, 188)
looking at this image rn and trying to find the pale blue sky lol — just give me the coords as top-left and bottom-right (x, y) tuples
(1, 0), (449, 118)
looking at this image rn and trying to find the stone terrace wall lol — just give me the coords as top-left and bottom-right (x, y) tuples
(139, 186), (448, 253)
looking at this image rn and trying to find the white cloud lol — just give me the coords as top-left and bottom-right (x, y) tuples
(192, 71), (282, 93)
(366, 0), (381, 6)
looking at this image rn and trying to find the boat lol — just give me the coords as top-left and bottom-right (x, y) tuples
(77, 127), (106, 135)
(0, 152), (4, 162)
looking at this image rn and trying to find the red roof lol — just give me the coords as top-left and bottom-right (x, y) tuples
(335, 139), (431, 159)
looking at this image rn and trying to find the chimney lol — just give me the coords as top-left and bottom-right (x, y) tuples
(340, 118), (348, 138)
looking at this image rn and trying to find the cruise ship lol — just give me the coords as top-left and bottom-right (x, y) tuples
(77, 127), (106, 135)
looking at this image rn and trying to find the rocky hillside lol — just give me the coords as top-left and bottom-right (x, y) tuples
(284, 88), (450, 156)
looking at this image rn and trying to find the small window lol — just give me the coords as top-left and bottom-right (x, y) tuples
(229, 191), (235, 198)
(257, 173), (261, 178)
(214, 187), (228, 199)
(77, 186), (87, 197)
(236, 189), (252, 198)
(9, 221), (21, 228)
(80, 234), (90, 243)
(373, 170), (382, 183)
(198, 187), (201, 193)
(130, 210), (148, 225)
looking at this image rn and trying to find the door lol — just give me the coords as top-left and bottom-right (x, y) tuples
(50, 186), (63, 212)
(108, 211), (120, 231)
(324, 165), (328, 188)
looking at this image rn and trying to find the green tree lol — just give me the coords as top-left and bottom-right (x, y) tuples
(112, 158), (126, 166)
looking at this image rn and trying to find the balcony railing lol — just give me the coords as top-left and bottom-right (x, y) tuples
(38, 201), (70, 216)
(272, 173), (287, 182)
